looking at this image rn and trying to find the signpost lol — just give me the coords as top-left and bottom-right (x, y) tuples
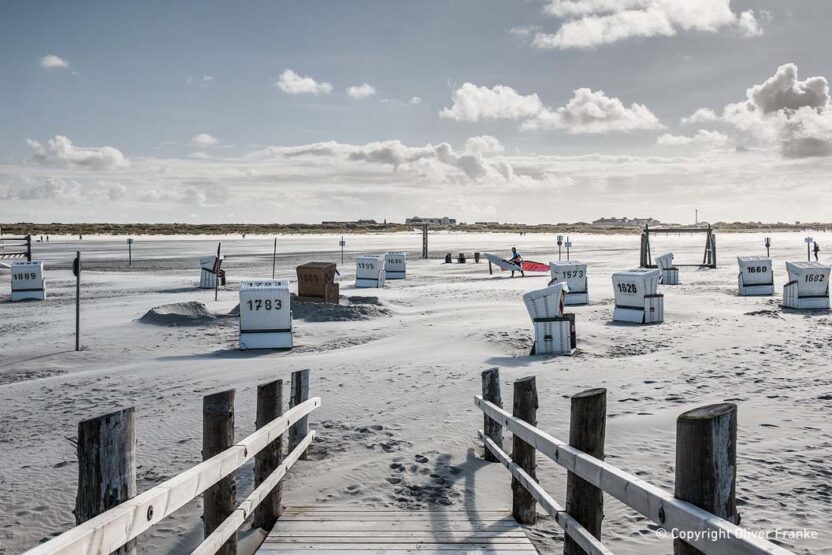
(565, 237), (572, 261)
(805, 236), (814, 262)
(272, 238), (277, 280)
(127, 238), (133, 266)
(765, 236), (771, 257)
(215, 242), (222, 302)
(557, 235), (564, 261)
(73, 251), (81, 351)
(339, 236), (346, 265)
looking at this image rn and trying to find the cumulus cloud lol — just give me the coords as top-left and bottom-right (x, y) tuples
(530, 0), (767, 49)
(275, 69), (332, 95)
(657, 129), (731, 148)
(681, 64), (832, 158)
(440, 83), (660, 133)
(346, 83), (377, 100)
(439, 83), (543, 122)
(39, 54), (70, 69)
(681, 107), (719, 125)
(746, 63), (828, 114)
(253, 138), (524, 183)
(191, 133), (219, 147)
(409, 96), (422, 105)
(523, 88), (663, 133)
(465, 135), (505, 154)
(26, 136), (128, 170)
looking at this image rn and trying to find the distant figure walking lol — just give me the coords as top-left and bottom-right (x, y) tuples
(509, 247), (525, 277)
(814, 241), (820, 261)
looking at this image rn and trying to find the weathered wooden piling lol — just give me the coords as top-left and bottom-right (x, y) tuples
(75, 407), (136, 555)
(511, 376), (538, 524)
(674, 403), (738, 555)
(254, 379), (284, 531)
(203, 390), (236, 555)
(289, 369), (310, 460)
(564, 388), (607, 555)
(481, 368), (503, 463)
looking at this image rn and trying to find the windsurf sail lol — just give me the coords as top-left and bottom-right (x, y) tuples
(483, 253), (549, 273)
(521, 260), (550, 273)
(483, 253), (520, 271)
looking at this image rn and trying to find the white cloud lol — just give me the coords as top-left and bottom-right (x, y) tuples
(439, 83), (543, 122)
(531, 0), (766, 49)
(275, 69), (332, 95)
(39, 54), (70, 70)
(346, 83), (377, 100)
(253, 138), (523, 183)
(441, 83), (660, 133)
(681, 107), (719, 125)
(685, 64), (832, 159)
(746, 63), (828, 115)
(523, 88), (663, 133)
(657, 129), (731, 148)
(25, 136), (128, 170)
(409, 96), (422, 105)
(191, 133), (219, 147)
(736, 10), (762, 38)
(465, 135), (505, 155)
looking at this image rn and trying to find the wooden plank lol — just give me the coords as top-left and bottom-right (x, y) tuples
(264, 532), (527, 539)
(259, 507), (537, 555)
(24, 398), (321, 555)
(266, 523), (522, 532)
(475, 396), (794, 555)
(258, 546), (538, 555)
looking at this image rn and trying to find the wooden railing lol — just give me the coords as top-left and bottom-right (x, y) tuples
(23, 369), (319, 555)
(476, 368), (794, 555)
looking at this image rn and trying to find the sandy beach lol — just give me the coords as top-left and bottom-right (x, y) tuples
(1, 231), (830, 554)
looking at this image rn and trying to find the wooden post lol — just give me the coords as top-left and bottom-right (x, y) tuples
(511, 376), (538, 524)
(272, 238), (277, 280)
(75, 408), (136, 555)
(253, 379), (283, 531)
(74, 251), (81, 352)
(203, 390), (236, 555)
(674, 403), (738, 555)
(481, 368), (503, 463)
(564, 388), (606, 555)
(289, 369), (310, 460)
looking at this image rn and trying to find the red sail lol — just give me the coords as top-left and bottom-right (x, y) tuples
(521, 260), (549, 273)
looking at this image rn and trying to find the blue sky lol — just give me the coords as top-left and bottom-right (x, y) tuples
(1, 0), (832, 223)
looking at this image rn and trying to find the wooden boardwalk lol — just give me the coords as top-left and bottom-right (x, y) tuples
(256, 506), (538, 554)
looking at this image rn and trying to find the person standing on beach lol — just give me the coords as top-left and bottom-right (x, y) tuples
(509, 247), (524, 277)
(814, 241), (820, 261)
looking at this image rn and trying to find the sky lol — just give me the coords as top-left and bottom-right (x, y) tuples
(1, 0), (832, 225)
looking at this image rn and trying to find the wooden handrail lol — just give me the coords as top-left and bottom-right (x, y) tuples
(478, 431), (612, 555)
(23, 397), (321, 555)
(475, 395), (792, 555)
(191, 431), (316, 555)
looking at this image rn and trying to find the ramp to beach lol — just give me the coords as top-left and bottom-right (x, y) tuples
(256, 506), (538, 554)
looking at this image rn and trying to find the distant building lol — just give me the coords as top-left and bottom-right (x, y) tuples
(321, 219), (378, 225)
(592, 217), (661, 228)
(405, 216), (457, 225)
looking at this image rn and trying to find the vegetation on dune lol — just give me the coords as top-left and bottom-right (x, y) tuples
(1, 221), (831, 237)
